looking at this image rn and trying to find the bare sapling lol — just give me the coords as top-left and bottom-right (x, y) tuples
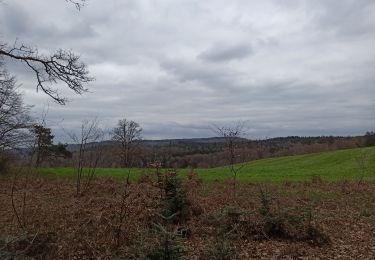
(68, 118), (104, 196)
(214, 121), (248, 200)
(355, 149), (368, 186)
(114, 180), (131, 248)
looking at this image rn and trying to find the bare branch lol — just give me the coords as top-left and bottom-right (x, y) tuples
(0, 64), (33, 150)
(213, 121), (248, 200)
(68, 117), (104, 195)
(66, 0), (87, 10)
(0, 44), (94, 105)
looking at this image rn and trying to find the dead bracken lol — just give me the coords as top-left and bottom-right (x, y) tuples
(1, 174), (374, 259)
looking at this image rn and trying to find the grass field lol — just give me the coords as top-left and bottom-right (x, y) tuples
(3, 147), (375, 259)
(37, 146), (375, 182)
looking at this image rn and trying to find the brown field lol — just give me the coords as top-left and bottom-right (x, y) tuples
(1, 174), (375, 259)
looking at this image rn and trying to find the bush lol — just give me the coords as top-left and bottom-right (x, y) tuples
(138, 171), (153, 184)
(306, 225), (331, 246)
(0, 232), (57, 259)
(257, 189), (291, 238)
(206, 235), (234, 260)
(141, 223), (187, 260)
(162, 171), (190, 223)
(254, 189), (330, 244)
(205, 207), (238, 260)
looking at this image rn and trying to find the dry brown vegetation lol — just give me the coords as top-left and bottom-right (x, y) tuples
(1, 173), (375, 259)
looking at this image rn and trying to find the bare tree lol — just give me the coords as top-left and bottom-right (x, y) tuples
(112, 118), (142, 182)
(111, 118), (141, 247)
(69, 118), (104, 196)
(0, 1), (93, 105)
(0, 65), (33, 229)
(214, 121), (248, 199)
(0, 63), (32, 151)
(112, 118), (142, 167)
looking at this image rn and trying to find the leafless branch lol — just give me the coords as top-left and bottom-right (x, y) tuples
(69, 118), (104, 196)
(0, 44), (93, 105)
(66, 0), (87, 10)
(213, 121), (248, 200)
(0, 64), (33, 150)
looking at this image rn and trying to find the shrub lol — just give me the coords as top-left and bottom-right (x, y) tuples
(0, 232), (57, 259)
(206, 235), (234, 260)
(162, 171), (190, 223)
(138, 172), (153, 184)
(141, 223), (187, 260)
(257, 189), (291, 238)
(301, 204), (331, 246)
(186, 170), (202, 187)
(306, 225), (330, 246)
(205, 207), (238, 260)
(231, 189), (331, 245)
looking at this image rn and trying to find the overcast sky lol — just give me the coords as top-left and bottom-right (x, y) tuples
(1, 0), (375, 140)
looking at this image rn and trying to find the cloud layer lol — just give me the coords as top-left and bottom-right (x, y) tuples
(1, 0), (374, 140)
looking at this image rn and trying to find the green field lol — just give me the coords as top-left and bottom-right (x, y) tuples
(37, 147), (375, 182)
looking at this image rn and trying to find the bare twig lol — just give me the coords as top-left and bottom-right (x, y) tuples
(0, 44), (93, 105)
(66, 0), (87, 10)
(213, 121), (248, 199)
(11, 172), (25, 230)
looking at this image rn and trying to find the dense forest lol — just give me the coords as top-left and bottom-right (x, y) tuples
(28, 133), (374, 169)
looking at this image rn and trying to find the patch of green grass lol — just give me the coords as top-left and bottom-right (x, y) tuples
(37, 167), (146, 179)
(205, 146), (375, 182)
(37, 147), (375, 182)
(37, 167), (198, 181)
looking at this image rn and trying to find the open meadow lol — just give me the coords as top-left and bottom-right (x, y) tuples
(1, 147), (375, 259)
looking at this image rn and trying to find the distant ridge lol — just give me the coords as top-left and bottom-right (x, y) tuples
(66, 137), (246, 151)
(65, 135), (361, 152)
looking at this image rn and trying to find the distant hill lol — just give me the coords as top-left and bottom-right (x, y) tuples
(65, 135), (357, 152)
(66, 137), (246, 151)
(141, 137), (247, 146)
(14, 134), (372, 169)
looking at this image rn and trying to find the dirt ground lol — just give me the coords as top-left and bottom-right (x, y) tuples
(0, 174), (374, 259)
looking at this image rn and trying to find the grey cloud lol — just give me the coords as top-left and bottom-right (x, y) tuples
(198, 44), (253, 62)
(1, 0), (374, 140)
(0, 2), (95, 42)
(160, 58), (246, 94)
(307, 0), (375, 37)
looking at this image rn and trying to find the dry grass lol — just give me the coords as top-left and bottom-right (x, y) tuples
(1, 174), (375, 259)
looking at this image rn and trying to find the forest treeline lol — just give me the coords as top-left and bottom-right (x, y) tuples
(40, 134), (374, 169)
